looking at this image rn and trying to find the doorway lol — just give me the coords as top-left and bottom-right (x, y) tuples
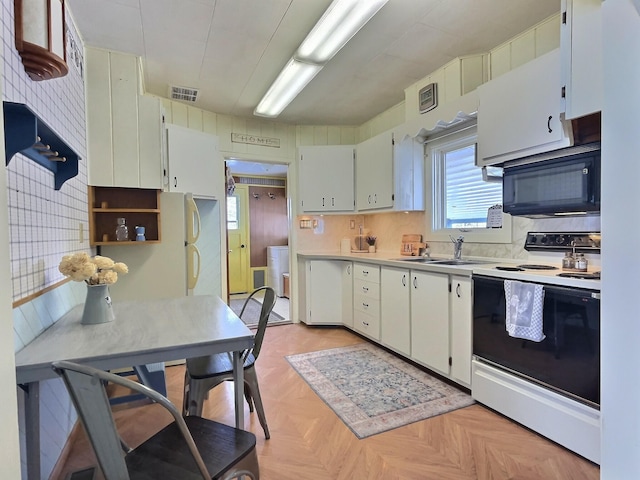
(225, 160), (290, 322)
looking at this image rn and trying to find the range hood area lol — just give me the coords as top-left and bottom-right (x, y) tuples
(3, 102), (79, 190)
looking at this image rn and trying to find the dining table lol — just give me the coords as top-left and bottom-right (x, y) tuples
(14, 294), (254, 480)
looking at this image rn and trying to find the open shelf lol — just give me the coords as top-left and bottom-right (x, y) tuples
(89, 186), (161, 245)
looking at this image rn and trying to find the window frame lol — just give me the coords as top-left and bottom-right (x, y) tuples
(425, 125), (512, 244)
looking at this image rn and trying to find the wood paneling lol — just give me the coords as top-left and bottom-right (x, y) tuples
(248, 186), (287, 267)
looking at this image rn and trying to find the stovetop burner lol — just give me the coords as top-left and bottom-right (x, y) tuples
(557, 271), (601, 280)
(517, 264), (559, 270)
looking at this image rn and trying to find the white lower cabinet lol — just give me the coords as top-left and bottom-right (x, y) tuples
(298, 257), (473, 388)
(410, 271), (450, 376)
(450, 276), (472, 387)
(299, 260), (344, 325)
(352, 263), (381, 340)
(380, 267), (411, 356)
(341, 262), (354, 328)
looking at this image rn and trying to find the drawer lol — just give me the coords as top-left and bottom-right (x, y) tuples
(354, 293), (380, 317)
(353, 310), (380, 340)
(353, 278), (379, 300)
(353, 263), (380, 283)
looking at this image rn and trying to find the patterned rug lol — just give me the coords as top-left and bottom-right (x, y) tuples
(286, 343), (475, 439)
(229, 297), (285, 327)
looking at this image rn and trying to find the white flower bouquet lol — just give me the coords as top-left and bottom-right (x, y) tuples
(58, 253), (129, 285)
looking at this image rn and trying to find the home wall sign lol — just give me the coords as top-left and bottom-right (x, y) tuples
(231, 133), (281, 148)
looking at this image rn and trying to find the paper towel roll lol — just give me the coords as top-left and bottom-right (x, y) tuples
(340, 238), (351, 253)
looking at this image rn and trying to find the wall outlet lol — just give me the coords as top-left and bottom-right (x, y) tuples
(79, 223), (84, 243)
(350, 219), (355, 229)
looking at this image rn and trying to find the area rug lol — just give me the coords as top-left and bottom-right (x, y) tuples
(286, 343), (475, 438)
(229, 297), (285, 327)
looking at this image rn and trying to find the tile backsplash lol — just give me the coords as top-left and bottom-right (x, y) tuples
(297, 211), (601, 259)
(2, 0), (90, 303)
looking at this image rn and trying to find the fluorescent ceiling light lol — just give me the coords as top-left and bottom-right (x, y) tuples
(296, 0), (389, 63)
(254, 59), (323, 118)
(254, 0), (387, 118)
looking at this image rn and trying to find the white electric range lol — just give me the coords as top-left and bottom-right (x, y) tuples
(471, 231), (601, 464)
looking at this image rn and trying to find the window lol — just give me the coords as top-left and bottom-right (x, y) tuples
(227, 195), (239, 230)
(426, 126), (511, 243)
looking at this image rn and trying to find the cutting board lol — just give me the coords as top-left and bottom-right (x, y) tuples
(401, 234), (427, 256)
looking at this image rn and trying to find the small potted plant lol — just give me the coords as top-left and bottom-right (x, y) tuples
(366, 235), (377, 253)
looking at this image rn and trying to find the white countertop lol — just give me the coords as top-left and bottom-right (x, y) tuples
(297, 250), (601, 290)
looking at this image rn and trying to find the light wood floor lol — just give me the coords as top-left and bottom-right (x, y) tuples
(54, 323), (600, 480)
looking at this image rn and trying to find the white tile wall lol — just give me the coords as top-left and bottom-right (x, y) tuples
(2, 0), (90, 304)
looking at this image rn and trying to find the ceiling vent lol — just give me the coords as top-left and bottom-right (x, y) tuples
(169, 85), (199, 102)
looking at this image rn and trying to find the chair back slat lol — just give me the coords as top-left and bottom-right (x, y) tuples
(56, 368), (130, 479)
(240, 286), (276, 359)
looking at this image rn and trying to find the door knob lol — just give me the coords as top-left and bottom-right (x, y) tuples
(240, 244), (246, 248)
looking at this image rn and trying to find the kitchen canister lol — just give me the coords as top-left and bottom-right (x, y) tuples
(340, 238), (351, 254)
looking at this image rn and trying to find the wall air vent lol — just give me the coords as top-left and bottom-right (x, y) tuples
(169, 85), (199, 102)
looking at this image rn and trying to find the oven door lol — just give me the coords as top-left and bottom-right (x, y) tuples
(472, 275), (600, 406)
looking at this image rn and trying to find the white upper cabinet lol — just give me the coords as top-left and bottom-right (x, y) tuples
(356, 132), (394, 211)
(298, 145), (355, 213)
(85, 48), (163, 188)
(561, 0), (602, 120)
(477, 48), (572, 167)
(393, 134), (425, 212)
(356, 131), (424, 212)
(166, 124), (222, 199)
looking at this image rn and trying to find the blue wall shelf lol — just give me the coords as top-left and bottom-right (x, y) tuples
(3, 102), (79, 190)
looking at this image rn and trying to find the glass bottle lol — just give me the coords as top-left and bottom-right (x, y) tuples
(575, 253), (588, 272)
(115, 217), (128, 241)
(562, 252), (575, 270)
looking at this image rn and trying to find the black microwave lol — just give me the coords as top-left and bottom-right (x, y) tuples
(502, 143), (601, 218)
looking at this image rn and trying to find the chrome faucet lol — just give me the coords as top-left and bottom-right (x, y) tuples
(450, 235), (464, 260)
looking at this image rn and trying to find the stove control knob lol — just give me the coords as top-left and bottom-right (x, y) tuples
(556, 236), (565, 245)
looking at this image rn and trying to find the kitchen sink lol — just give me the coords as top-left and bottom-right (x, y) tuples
(431, 259), (490, 265)
(390, 257), (438, 263)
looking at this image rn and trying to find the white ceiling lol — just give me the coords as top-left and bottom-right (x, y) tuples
(67, 0), (560, 127)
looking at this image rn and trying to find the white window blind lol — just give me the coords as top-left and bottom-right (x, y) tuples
(444, 144), (502, 228)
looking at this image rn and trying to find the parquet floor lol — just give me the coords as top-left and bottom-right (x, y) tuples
(54, 323), (600, 480)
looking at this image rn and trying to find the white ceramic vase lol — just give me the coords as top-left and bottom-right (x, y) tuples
(368, 245), (376, 253)
(81, 284), (115, 325)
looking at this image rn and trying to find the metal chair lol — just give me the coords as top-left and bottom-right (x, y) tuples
(52, 360), (259, 480)
(183, 286), (276, 439)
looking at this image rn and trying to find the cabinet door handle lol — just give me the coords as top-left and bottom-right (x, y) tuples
(547, 115), (553, 133)
(362, 302), (369, 308)
(362, 286), (369, 292)
(374, 193), (377, 203)
(362, 270), (369, 275)
(413, 276), (418, 289)
(173, 176), (178, 188)
(456, 283), (461, 298)
(322, 197), (325, 207)
(402, 274), (406, 287)
(362, 321), (369, 326)
(332, 197), (335, 206)
(347, 265), (351, 274)
(368, 194), (372, 204)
